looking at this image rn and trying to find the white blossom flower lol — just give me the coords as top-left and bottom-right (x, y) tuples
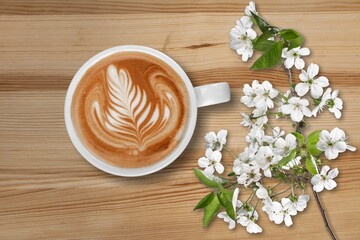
(282, 47), (310, 70)
(241, 108), (268, 128)
(245, 126), (265, 151)
(282, 194), (310, 215)
(255, 146), (282, 178)
(281, 97), (312, 122)
(204, 129), (227, 150)
(311, 165), (339, 192)
(238, 215), (262, 233)
(274, 133), (297, 156)
(237, 164), (261, 187)
(237, 202), (262, 234)
(241, 80), (262, 108)
(316, 128), (356, 160)
(217, 212), (236, 229)
(295, 63), (329, 98)
(312, 88), (332, 117)
(230, 16), (257, 62)
(198, 148), (224, 175)
(255, 182), (269, 199)
(269, 200), (295, 227)
(327, 89), (343, 119)
(254, 81), (279, 109)
(233, 147), (256, 174)
(245, 1), (257, 16)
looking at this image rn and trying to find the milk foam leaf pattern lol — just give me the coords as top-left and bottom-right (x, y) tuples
(95, 64), (170, 150)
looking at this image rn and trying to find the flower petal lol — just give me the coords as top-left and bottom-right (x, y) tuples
(205, 148), (213, 159)
(290, 109), (304, 122)
(295, 83), (309, 96)
(330, 127), (346, 142)
(313, 181), (325, 192)
(325, 148), (339, 160)
(246, 221), (262, 233)
(204, 166), (215, 175)
(204, 132), (217, 143)
(327, 168), (339, 179)
(298, 47), (310, 56)
(284, 57), (295, 69)
(212, 150), (222, 162)
(310, 84), (323, 99)
(307, 63), (319, 78)
(281, 104), (294, 115)
(215, 162), (225, 174)
(284, 215), (293, 227)
(198, 157), (209, 168)
(333, 141), (347, 153)
(324, 179), (337, 190)
(315, 76), (329, 87)
(294, 58), (305, 70)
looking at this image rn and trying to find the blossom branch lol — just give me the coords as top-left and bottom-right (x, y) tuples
(286, 68), (297, 97)
(312, 189), (337, 240)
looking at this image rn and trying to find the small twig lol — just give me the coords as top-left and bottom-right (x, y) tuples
(312, 189), (337, 240)
(223, 146), (237, 159)
(285, 68), (297, 97)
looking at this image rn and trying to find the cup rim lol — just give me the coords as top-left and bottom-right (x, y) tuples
(64, 45), (197, 177)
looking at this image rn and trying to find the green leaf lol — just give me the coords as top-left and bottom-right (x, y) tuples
(253, 40), (276, 52)
(251, 11), (270, 32)
(194, 192), (215, 210)
(227, 172), (235, 177)
(277, 149), (297, 167)
(203, 194), (222, 227)
(306, 130), (323, 156)
(308, 144), (322, 156)
(193, 168), (228, 188)
(307, 130), (322, 145)
(287, 36), (304, 50)
(217, 191), (236, 220)
(256, 31), (274, 44)
(280, 29), (304, 50)
(291, 132), (305, 145)
(251, 41), (283, 70)
(306, 155), (318, 175)
(280, 29), (301, 41)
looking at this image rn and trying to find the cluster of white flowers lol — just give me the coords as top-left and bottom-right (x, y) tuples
(195, 1), (356, 235)
(230, 2), (257, 61)
(230, 1), (344, 121)
(217, 188), (262, 233)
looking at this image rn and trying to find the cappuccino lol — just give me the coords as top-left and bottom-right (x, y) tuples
(71, 51), (190, 168)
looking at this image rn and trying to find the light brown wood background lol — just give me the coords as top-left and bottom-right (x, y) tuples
(1, 0), (359, 239)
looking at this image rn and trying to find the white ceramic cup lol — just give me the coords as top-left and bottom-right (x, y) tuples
(64, 45), (230, 177)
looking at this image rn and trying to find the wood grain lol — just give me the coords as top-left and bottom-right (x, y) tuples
(0, 1), (359, 239)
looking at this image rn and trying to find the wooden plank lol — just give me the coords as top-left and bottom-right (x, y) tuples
(0, 0), (358, 15)
(0, 1), (360, 239)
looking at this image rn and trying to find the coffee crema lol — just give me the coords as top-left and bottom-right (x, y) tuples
(71, 51), (190, 168)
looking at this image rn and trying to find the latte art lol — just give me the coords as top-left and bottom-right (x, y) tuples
(71, 52), (189, 168)
(94, 65), (173, 150)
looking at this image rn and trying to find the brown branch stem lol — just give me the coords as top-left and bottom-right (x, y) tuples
(285, 66), (336, 240)
(312, 189), (337, 240)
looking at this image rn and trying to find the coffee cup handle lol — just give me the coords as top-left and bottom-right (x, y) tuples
(194, 82), (231, 107)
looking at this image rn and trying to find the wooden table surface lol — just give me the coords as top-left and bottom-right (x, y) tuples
(1, 0), (359, 239)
